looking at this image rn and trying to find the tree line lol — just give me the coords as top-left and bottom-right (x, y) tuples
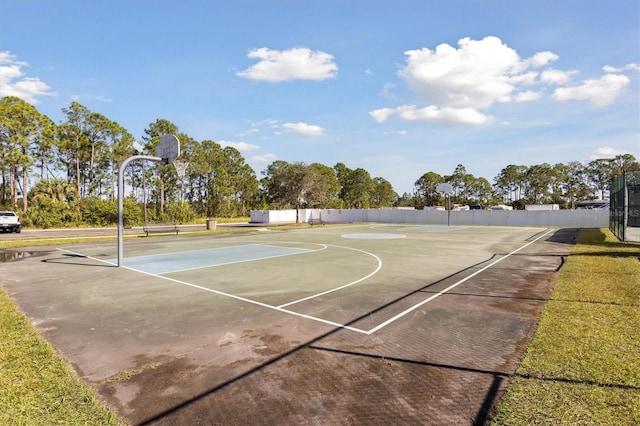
(1, 96), (638, 228)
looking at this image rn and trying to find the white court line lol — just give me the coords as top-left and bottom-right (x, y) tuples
(146, 245), (327, 275)
(55, 247), (369, 334)
(56, 247), (116, 266)
(364, 228), (555, 334)
(278, 245), (382, 308)
(123, 266), (369, 334)
(56, 228), (552, 336)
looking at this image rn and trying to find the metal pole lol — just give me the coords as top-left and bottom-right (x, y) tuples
(118, 155), (162, 267)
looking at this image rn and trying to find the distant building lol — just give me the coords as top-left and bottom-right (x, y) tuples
(575, 200), (609, 210)
(452, 204), (470, 211)
(525, 204), (560, 211)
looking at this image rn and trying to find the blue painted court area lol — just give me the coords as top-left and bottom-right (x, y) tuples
(108, 244), (311, 274)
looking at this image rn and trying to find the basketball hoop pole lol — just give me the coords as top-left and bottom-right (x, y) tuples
(117, 155), (162, 268)
(436, 182), (453, 227)
(117, 134), (179, 268)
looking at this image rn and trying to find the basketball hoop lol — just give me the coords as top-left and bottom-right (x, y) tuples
(173, 158), (189, 179)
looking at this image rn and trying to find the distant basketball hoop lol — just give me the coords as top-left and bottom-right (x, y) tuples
(436, 182), (454, 196)
(436, 182), (453, 226)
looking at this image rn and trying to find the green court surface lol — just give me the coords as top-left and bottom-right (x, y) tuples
(0, 224), (577, 425)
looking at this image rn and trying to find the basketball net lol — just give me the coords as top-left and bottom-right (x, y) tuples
(173, 158), (189, 179)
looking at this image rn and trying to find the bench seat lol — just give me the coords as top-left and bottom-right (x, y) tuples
(142, 223), (180, 236)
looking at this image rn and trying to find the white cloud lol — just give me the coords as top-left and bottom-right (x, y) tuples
(526, 51), (559, 67)
(514, 90), (542, 102)
(379, 82), (397, 100)
(369, 107), (395, 123)
(552, 73), (629, 106)
(507, 71), (538, 86)
(238, 128), (259, 137)
(0, 51), (54, 103)
(370, 104), (494, 126)
(387, 36), (565, 126)
(398, 36), (527, 110)
(373, 36), (636, 127)
(589, 146), (629, 161)
(541, 69), (578, 85)
(218, 140), (259, 151)
(70, 94), (112, 103)
(250, 118), (279, 128)
(250, 153), (278, 163)
(396, 105), (494, 126)
(282, 122), (324, 136)
(236, 47), (337, 82)
(603, 63), (640, 73)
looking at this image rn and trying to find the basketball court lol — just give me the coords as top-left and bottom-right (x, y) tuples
(0, 224), (578, 425)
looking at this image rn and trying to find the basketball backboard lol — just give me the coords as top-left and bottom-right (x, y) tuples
(156, 134), (180, 165)
(436, 182), (453, 196)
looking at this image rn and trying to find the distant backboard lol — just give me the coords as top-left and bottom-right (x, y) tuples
(436, 182), (453, 196)
(156, 134), (180, 165)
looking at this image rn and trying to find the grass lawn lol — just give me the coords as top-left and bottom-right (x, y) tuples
(0, 289), (124, 425)
(491, 228), (640, 425)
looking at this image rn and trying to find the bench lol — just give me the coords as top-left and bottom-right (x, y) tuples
(142, 223), (180, 237)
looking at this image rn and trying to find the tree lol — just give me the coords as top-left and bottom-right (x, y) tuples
(333, 163), (374, 209)
(586, 158), (616, 200)
(103, 121), (136, 200)
(27, 178), (79, 227)
(548, 163), (568, 205)
(583, 156), (639, 201)
(414, 171), (444, 207)
(445, 164), (468, 202)
(370, 177), (397, 207)
(0, 96), (53, 212)
(394, 192), (416, 207)
(261, 160), (307, 210)
(218, 146), (259, 217)
(29, 115), (57, 182)
(494, 164), (528, 205)
(612, 153), (640, 173)
(188, 138), (225, 217)
(526, 163), (554, 204)
(467, 176), (494, 205)
(558, 161), (585, 208)
(141, 119), (180, 217)
(58, 102), (92, 199)
(304, 163), (341, 208)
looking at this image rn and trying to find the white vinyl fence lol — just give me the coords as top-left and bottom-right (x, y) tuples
(250, 208), (608, 228)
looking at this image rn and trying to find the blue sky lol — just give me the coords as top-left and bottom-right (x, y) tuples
(2, 0), (638, 194)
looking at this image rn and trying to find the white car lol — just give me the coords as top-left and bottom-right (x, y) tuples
(0, 211), (21, 233)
